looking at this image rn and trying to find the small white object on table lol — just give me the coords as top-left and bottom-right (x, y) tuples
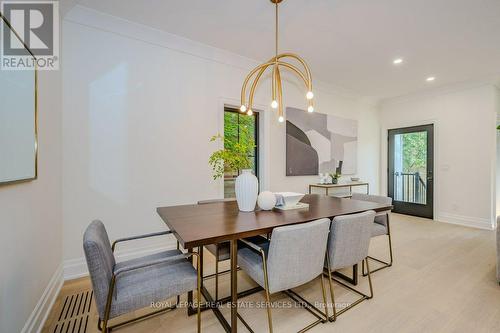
(257, 191), (277, 210)
(274, 192), (308, 210)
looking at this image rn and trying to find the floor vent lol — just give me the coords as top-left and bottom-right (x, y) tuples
(52, 290), (93, 333)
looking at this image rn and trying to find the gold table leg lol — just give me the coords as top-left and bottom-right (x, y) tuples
(230, 239), (238, 332)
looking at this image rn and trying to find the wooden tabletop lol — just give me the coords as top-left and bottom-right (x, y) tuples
(157, 194), (392, 248)
(310, 181), (369, 188)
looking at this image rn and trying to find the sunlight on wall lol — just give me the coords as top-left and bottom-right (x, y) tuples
(89, 63), (129, 204)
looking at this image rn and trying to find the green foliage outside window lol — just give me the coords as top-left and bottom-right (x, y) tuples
(208, 113), (256, 180)
(401, 132), (427, 174)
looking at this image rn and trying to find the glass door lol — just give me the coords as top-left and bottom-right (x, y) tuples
(388, 124), (434, 218)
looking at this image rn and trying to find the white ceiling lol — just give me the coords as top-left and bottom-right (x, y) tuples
(76, 0), (500, 99)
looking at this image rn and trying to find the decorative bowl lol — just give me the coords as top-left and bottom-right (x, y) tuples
(274, 192), (305, 207)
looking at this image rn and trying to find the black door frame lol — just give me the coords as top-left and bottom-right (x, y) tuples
(388, 124), (434, 219)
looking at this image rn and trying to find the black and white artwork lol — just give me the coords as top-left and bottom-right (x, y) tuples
(286, 107), (358, 176)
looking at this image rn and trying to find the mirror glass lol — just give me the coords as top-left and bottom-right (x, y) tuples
(0, 17), (37, 185)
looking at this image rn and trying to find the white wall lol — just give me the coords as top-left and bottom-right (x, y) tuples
(495, 86), (500, 221)
(61, 6), (380, 277)
(0, 70), (63, 332)
(380, 84), (498, 229)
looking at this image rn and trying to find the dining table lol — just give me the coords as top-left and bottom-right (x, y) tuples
(157, 193), (393, 333)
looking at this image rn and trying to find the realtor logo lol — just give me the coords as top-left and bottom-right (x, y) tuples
(1, 0), (59, 70)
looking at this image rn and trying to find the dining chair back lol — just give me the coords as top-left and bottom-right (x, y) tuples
(351, 193), (394, 275)
(351, 193), (392, 224)
(267, 218), (331, 293)
(325, 210), (376, 322)
(237, 218), (332, 332)
(83, 220), (116, 319)
(327, 210), (375, 271)
(266, 218), (331, 293)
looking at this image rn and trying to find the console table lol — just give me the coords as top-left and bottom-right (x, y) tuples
(309, 181), (369, 196)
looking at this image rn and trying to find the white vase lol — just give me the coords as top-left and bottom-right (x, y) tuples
(235, 169), (258, 212)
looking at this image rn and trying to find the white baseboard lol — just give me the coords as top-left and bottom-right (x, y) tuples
(21, 264), (64, 333)
(64, 241), (177, 280)
(436, 212), (494, 230)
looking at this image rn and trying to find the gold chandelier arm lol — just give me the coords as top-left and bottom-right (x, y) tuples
(241, 61), (275, 107)
(276, 61), (310, 88)
(272, 63), (277, 101)
(265, 54), (312, 87)
(248, 62), (274, 110)
(276, 53), (313, 91)
(276, 65), (283, 119)
(242, 59), (311, 112)
(280, 53), (312, 77)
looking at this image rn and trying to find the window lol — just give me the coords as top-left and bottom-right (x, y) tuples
(223, 107), (259, 198)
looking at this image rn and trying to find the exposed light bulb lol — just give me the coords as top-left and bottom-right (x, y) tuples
(308, 105), (314, 113)
(240, 105), (247, 112)
(278, 116), (284, 123)
(271, 100), (278, 109)
(247, 109), (253, 116)
(306, 91), (314, 100)
(426, 76), (436, 82)
(393, 58), (403, 65)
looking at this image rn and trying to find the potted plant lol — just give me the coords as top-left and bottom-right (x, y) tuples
(329, 172), (341, 185)
(209, 126), (257, 211)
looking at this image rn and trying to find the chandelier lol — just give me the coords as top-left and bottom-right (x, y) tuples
(240, 0), (314, 122)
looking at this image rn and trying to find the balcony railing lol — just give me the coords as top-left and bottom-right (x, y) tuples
(394, 172), (426, 204)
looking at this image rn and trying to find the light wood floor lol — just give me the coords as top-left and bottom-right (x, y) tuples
(43, 214), (500, 333)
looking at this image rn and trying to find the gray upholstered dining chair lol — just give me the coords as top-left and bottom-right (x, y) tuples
(351, 193), (393, 275)
(237, 218), (331, 333)
(83, 220), (201, 333)
(324, 210), (375, 321)
(197, 198), (236, 301)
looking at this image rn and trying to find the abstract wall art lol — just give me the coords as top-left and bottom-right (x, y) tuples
(286, 107), (358, 176)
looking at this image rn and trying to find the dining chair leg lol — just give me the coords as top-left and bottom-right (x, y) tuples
(101, 313), (109, 332)
(320, 275), (329, 321)
(194, 252), (202, 333)
(362, 214), (393, 276)
(230, 239), (238, 332)
(262, 250), (273, 333)
(215, 246), (219, 301)
(239, 254), (328, 332)
(101, 274), (116, 333)
(387, 215), (394, 265)
(325, 253), (337, 322)
(325, 257), (374, 321)
(281, 274), (332, 332)
(365, 258), (374, 299)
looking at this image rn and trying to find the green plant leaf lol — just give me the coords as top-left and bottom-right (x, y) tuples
(208, 123), (255, 180)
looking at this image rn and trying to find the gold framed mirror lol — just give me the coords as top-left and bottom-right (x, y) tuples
(0, 13), (38, 185)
